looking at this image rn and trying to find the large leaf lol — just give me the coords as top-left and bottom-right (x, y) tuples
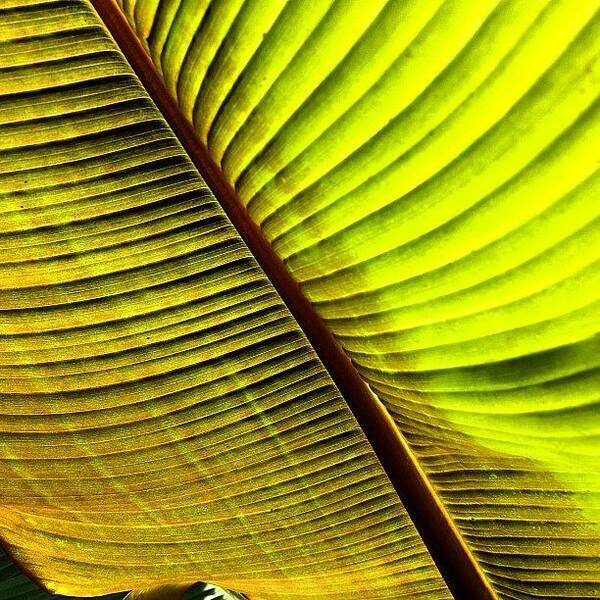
(115, 1), (600, 599)
(0, 2), (449, 599)
(2, 0), (599, 599)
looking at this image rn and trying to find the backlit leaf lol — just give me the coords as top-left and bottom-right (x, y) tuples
(118, 1), (600, 598)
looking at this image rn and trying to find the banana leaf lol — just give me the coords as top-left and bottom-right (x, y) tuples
(1, 0), (599, 599)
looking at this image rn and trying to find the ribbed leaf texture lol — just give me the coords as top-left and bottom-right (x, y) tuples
(0, 548), (241, 600)
(117, 1), (600, 599)
(0, 2), (449, 599)
(0, 549), (124, 600)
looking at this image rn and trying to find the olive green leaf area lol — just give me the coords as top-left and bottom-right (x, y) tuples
(0, 1), (449, 600)
(1, 548), (125, 600)
(119, 1), (600, 599)
(0, 548), (242, 600)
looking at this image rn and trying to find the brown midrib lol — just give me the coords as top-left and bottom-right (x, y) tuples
(90, 2), (496, 599)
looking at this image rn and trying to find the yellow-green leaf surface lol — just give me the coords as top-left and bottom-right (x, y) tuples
(0, 547), (240, 600)
(119, 0), (600, 598)
(0, 2), (450, 599)
(0, 548), (122, 600)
